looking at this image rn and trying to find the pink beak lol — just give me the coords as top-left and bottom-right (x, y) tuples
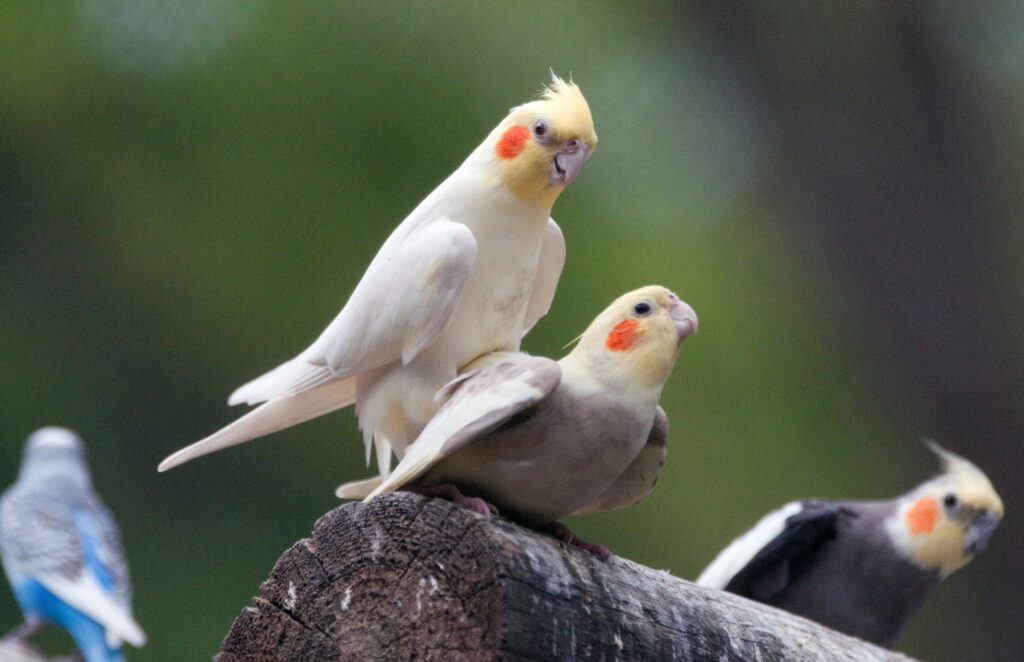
(550, 139), (590, 187)
(669, 295), (699, 342)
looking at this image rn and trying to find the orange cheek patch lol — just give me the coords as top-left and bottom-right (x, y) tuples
(606, 319), (643, 351)
(496, 125), (530, 159)
(907, 496), (939, 535)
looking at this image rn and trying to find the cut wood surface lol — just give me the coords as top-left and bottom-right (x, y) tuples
(219, 491), (918, 662)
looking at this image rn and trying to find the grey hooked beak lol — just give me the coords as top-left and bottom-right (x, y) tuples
(550, 139), (590, 187)
(669, 295), (699, 342)
(964, 508), (1001, 556)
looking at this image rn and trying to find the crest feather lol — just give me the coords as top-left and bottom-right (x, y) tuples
(922, 438), (1003, 515)
(540, 72), (586, 106)
(925, 439), (987, 483)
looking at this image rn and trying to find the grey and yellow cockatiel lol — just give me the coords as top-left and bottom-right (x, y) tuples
(158, 75), (597, 489)
(695, 441), (1003, 647)
(364, 286), (698, 559)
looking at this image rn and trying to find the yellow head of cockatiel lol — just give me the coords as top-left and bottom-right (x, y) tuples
(492, 74), (597, 207)
(571, 286), (698, 390)
(887, 440), (1004, 578)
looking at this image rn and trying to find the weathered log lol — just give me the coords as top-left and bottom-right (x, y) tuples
(219, 492), (917, 662)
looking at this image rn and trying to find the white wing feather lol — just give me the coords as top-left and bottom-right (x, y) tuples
(228, 219), (476, 406)
(36, 571), (146, 648)
(695, 500), (803, 588)
(520, 218), (565, 337)
(158, 377), (357, 471)
(228, 360), (335, 407)
(313, 219), (477, 373)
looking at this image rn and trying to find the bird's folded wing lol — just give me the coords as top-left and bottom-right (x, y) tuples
(697, 500), (846, 600)
(366, 354), (562, 499)
(520, 218), (565, 337)
(34, 507), (144, 649)
(228, 219), (476, 406)
(571, 406), (668, 515)
(313, 219), (477, 373)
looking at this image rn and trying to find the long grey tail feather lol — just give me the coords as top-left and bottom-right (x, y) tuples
(158, 376), (358, 471)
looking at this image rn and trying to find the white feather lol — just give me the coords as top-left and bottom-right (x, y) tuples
(35, 571), (146, 648)
(228, 359), (335, 407)
(158, 377), (357, 471)
(335, 476), (384, 500)
(696, 501), (804, 588)
(310, 220), (477, 374)
(519, 218), (565, 337)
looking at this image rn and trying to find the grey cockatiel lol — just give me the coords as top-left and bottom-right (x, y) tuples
(0, 428), (146, 662)
(158, 75), (596, 482)
(695, 441), (1003, 648)
(362, 286), (698, 558)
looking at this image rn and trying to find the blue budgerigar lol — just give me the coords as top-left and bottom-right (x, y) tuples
(0, 427), (146, 662)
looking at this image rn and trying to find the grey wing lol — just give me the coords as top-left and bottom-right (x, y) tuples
(572, 406), (669, 515)
(368, 354), (562, 498)
(0, 486), (84, 582)
(700, 500), (848, 601)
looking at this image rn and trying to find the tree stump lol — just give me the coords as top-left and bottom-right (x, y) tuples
(219, 492), (917, 662)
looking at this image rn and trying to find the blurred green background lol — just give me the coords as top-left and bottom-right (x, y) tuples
(2, 1), (1021, 660)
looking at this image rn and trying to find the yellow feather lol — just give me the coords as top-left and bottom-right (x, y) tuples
(889, 442), (1003, 577)
(497, 74), (597, 206)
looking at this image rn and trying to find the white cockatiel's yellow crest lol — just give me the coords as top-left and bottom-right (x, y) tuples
(569, 286), (698, 391)
(887, 441), (1003, 578)
(492, 74), (597, 208)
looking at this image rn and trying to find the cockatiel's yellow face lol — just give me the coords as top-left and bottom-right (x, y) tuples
(572, 285), (698, 389)
(889, 441), (1003, 578)
(493, 75), (597, 207)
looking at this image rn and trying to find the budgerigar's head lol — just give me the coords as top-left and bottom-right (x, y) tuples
(572, 285), (698, 389)
(18, 427), (92, 486)
(886, 440), (1003, 578)
(491, 73), (597, 207)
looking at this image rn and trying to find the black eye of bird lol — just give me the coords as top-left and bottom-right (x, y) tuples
(533, 119), (547, 137)
(633, 302), (651, 316)
(943, 493), (958, 508)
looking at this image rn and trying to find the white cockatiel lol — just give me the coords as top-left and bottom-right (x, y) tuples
(159, 75), (596, 480)
(363, 286), (698, 558)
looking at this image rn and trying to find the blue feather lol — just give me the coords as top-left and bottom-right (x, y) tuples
(11, 577), (124, 662)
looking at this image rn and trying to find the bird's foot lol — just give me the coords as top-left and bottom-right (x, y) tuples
(2, 618), (42, 645)
(542, 521), (612, 560)
(402, 484), (498, 517)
